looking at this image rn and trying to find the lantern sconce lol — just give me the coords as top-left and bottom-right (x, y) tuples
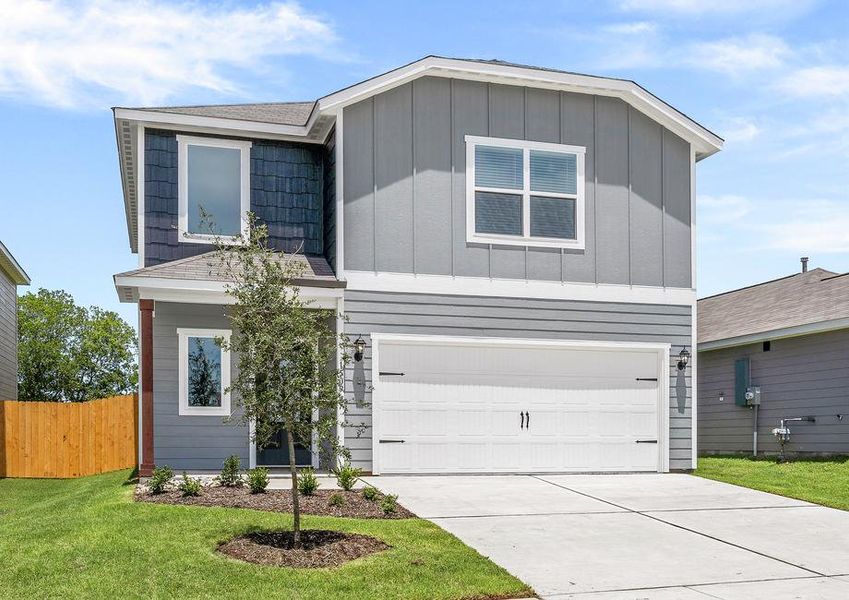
(353, 336), (366, 363)
(677, 348), (690, 371)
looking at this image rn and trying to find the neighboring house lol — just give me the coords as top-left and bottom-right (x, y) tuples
(112, 56), (722, 475)
(698, 260), (849, 456)
(0, 241), (30, 400)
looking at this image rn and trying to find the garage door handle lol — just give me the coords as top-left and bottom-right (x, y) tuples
(379, 372), (405, 377)
(635, 439), (658, 444)
(378, 439), (405, 444)
(636, 378), (658, 382)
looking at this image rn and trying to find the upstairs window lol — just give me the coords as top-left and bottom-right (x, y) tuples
(465, 136), (585, 249)
(177, 135), (251, 244)
(178, 328), (231, 416)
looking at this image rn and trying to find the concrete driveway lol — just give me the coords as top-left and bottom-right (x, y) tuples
(363, 474), (849, 599)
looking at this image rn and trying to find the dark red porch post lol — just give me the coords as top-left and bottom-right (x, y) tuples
(139, 299), (155, 476)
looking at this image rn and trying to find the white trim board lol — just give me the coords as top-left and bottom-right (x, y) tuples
(345, 270), (696, 306)
(698, 318), (849, 352)
(369, 333), (671, 475)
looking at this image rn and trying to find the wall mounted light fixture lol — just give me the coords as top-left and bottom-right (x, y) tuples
(677, 348), (690, 371)
(353, 336), (366, 363)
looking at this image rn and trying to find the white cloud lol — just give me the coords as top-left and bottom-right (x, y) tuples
(698, 194), (752, 224)
(719, 117), (761, 142)
(619, 0), (810, 15)
(776, 66), (849, 98)
(685, 34), (789, 75)
(757, 200), (849, 253)
(602, 21), (657, 34)
(0, 0), (339, 108)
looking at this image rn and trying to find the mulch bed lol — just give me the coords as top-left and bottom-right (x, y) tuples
(136, 486), (416, 519)
(218, 529), (390, 568)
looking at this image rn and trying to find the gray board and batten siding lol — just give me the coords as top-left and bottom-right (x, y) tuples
(343, 291), (694, 472)
(0, 274), (17, 400)
(699, 329), (849, 456)
(342, 76), (692, 287)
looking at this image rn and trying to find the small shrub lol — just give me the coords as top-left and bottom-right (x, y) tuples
(218, 454), (242, 487)
(178, 472), (202, 497)
(362, 486), (379, 502)
(148, 465), (174, 494)
(333, 462), (362, 491)
(328, 492), (345, 507)
(246, 467), (270, 494)
(297, 468), (320, 496)
(380, 493), (399, 514)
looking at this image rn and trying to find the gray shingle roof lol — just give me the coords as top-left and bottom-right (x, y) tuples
(698, 268), (849, 344)
(140, 101), (315, 126)
(115, 251), (342, 288)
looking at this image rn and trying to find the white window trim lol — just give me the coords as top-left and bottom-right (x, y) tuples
(465, 135), (586, 250)
(178, 327), (232, 417)
(177, 134), (252, 245)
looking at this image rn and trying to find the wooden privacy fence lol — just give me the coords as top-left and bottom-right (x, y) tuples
(0, 394), (138, 478)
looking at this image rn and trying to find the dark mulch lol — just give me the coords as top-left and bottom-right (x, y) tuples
(136, 486), (416, 519)
(218, 529), (390, 568)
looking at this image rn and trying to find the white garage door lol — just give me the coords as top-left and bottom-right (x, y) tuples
(372, 337), (667, 474)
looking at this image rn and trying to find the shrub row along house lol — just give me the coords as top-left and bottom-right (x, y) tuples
(111, 56), (722, 475)
(0, 240), (29, 400)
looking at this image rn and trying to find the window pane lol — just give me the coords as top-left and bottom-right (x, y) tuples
(530, 196), (576, 239)
(187, 337), (222, 407)
(475, 145), (523, 189)
(530, 150), (577, 194)
(475, 191), (523, 236)
(187, 145), (242, 236)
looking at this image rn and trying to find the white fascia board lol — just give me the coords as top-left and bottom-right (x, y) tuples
(114, 275), (343, 309)
(698, 317), (849, 352)
(317, 57), (723, 159)
(345, 270), (696, 306)
(0, 241), (30, 285)
(112, 108), (321, 142)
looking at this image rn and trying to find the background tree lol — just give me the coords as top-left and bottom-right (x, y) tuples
(214, 217), (350, 548)
(18, 289), (138, 402)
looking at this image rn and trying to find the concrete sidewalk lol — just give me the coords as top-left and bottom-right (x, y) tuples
(364, 474), (849, 599)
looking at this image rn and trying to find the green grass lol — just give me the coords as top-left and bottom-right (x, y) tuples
(0, 471), (531, 600)
(695, 455), (849, 511)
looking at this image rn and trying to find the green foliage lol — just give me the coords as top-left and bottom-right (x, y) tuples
(380, 494), (399, 515)
(17, 289), (138, 402)
(328, 492), (345, 507)
(178, 473), (202, 497)
(297, 468), (320, 496)
(148, 466), (174, 494)
(246, 467), (270, 494)
(333, 461), (362, 491)
(219, 455), (242, 487)
(362, 486), (379, 502)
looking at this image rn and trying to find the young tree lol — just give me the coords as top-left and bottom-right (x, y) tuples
(213, 217), (350, 548)
(17, 289), (138, 401)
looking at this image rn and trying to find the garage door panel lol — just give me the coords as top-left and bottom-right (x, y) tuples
(375, 340), (663, 474)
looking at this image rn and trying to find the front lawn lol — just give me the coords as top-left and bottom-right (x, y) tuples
(696, 455), (849, 511)
(0, 471), (531, 600)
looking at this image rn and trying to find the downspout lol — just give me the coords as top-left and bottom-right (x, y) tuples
(752, 404), (759, 457)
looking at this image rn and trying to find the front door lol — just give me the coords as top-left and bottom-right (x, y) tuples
(256, 426), (313, 467)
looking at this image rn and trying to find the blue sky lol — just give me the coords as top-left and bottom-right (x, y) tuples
(1, 0), (848, 327)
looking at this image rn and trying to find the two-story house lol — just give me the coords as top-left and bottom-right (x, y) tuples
(112, 56), (722, 476)
(0, 240), (29, 400)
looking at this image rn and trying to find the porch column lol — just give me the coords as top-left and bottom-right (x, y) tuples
(139, 299), (155, 476)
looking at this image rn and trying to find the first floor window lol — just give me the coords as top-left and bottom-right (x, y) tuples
(466, 135), (585, 249)
(177, 135), (251, 244)
(178, 328), (231, 416)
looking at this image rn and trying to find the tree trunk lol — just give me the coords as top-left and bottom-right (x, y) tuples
(286, 424), (301, 549)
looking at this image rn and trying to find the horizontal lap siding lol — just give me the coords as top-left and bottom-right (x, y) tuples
(343, 76), (692, 288)
(698, 329), (849, 456)
(0, 275), (17, 400)
(343, 290), (693, 472)
(152, 302), (248, 471)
